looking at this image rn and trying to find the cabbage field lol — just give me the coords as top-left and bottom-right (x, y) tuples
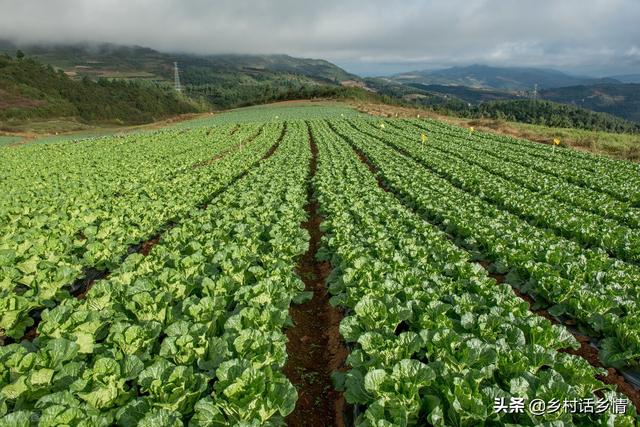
(1, 105), (639, 426)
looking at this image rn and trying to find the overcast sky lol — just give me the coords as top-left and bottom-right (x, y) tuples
(1, 0), (639, 76)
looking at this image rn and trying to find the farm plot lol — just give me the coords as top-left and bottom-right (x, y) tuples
(0, 121), (311, 425)
(0, 123), (280, 340)
(312, 119), (638, 426)
(333, 118), (640, 372)
(1, 106), (639, 426)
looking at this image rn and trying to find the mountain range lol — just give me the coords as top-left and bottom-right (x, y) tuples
(390, 64), (620, 91)
(1, 39), (638, 124)
(609, 74), (640, 84)
(385, 65), (640, 122)
(0, 39), (358, 85)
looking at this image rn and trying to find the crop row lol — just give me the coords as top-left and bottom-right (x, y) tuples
(0, 124), (281, 340)
(1, 125), (244, 230)
(352, 119), (640, 264)
(0, 121), (311, 426)
(458, 120), (640, 178)
(390, 120), (640, 229)
(331, 119), (640, 371)
(309, 119), (635, 426)
(412, 119), (640, 205)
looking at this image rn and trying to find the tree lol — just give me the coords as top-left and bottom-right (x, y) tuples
(16, 50), (25, 60)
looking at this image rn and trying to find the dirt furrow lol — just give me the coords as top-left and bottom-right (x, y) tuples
(283, 123), (348, 427)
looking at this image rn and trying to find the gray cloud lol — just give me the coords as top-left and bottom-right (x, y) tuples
(0, 0), (638, 76)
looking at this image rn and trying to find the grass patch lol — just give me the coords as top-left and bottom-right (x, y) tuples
(470, 120), (640, 162)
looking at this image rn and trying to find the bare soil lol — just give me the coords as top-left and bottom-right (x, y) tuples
(0, 89), (45, 110)
(506, 284), (640, 412)
(72, 268), (110, 300)
(139, 235), (161, 256)
(283, 125), (348, 426)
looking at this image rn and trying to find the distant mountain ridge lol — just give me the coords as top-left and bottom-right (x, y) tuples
(0, 39), (359, 85)
(609, 74), (640, 84)
(2, 39), (638, 126)
(540, 83), (640, 123)
(0, 39), (364, 109)
(390, 64), (620, 91)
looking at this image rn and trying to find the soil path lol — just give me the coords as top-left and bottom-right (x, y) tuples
(284, 124), (348, 426)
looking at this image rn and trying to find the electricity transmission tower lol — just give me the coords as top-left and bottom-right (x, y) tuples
(173, 62), (182, 92)
(532, 83), (538, 100)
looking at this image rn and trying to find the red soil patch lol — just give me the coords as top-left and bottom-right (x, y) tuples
(0, 89), (45, 110)
(284, 124), (349, 426)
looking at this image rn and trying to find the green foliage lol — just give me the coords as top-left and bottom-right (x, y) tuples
(0, 136), (21, 146)
(2, 110), (640, 425)
(366, 75), (639, 134)
(0, 123), (279, 339)
(0, 55), (198, 125)
(429, 99), (640, 133)
(346, 117), (640, 368)
(540, 83), (640, 123)
(312, 118), (638, 425)
(0, 121), (312, 425)
(176, 103), (363, 127)
(0, 42), (366, 112)
(186, 81), (383, 110)
(472, 100), (638, 132)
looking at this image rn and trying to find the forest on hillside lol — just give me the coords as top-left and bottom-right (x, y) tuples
(0, 54), (198, 125)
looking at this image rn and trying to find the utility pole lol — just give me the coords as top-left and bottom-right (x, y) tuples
(532, 83), (538, 101)
(173, 62), (182, 93)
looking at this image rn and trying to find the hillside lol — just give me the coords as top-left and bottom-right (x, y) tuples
(0, 40), (361, 109)
(391, 64), (618, 90)
(609, 74), (640, 84)
(540, 83), (640, 123)
(362, 77), (444, 103)
(437, 99), (640, 133)
(0, 40), (357, 82)
(362, 76), (639, 133)
(3, 40), (638, 132)
(377, 66), (640, 125)
(0, 54), (198, 127)
(409, 83), (520, 104)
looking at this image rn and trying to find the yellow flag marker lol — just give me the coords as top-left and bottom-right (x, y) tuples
(469, 126), (475, 132)
(553, 138), (561, 146)
(380, 123), (385, 129)
(421, 133), (428, 143)
(417, 114), (421, 118)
